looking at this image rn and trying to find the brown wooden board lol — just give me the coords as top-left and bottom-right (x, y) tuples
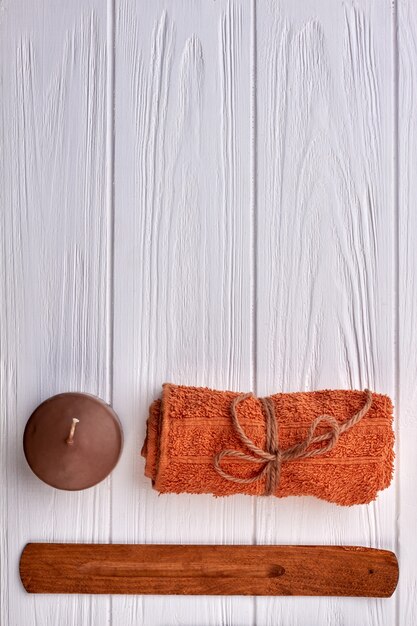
(19, 543), (398, 597)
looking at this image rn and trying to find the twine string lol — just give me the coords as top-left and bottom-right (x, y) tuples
(213, 389), (373, 496)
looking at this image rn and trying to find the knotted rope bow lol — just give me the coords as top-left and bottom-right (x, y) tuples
(213, 389), (373, 496)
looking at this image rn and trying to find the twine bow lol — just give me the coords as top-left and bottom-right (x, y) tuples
(213, 389), (373, 496)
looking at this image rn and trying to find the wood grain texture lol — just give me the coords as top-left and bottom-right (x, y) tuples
(20, 543), (398, 597)
(254, 1), (396, 625)
(398, 1), (417, 624)
(0, 2), (111, 625)
(112, 1), (254, 624)
(0, 0), (409, 624)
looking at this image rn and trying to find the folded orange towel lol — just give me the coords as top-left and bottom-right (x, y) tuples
(141, 384), (394, 506)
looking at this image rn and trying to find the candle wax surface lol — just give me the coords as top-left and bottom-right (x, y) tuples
(23, 393), (123, 490)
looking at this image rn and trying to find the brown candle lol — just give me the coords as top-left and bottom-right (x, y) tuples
(23, 393), (123, 490)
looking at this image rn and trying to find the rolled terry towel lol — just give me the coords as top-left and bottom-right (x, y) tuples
(141, 384), (394, 506)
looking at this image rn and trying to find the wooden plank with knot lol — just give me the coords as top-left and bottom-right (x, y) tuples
(20, 543), (398, 597)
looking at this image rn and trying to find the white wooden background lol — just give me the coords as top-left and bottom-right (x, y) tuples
(0, 0), (415, 624)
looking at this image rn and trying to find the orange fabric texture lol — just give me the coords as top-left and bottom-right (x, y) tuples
(141, 384), (394, 506)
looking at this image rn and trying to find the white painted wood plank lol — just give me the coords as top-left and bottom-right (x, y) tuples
(112, 1), (254, 624)
(0, 3), (111, 625)
(255, 1), (395, 625)
(398, 1), (417, 624)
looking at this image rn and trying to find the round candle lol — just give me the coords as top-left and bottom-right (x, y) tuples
(23, 392), (123, 490)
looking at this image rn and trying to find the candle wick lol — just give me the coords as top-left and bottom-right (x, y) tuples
(66, 418), (80, 445)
